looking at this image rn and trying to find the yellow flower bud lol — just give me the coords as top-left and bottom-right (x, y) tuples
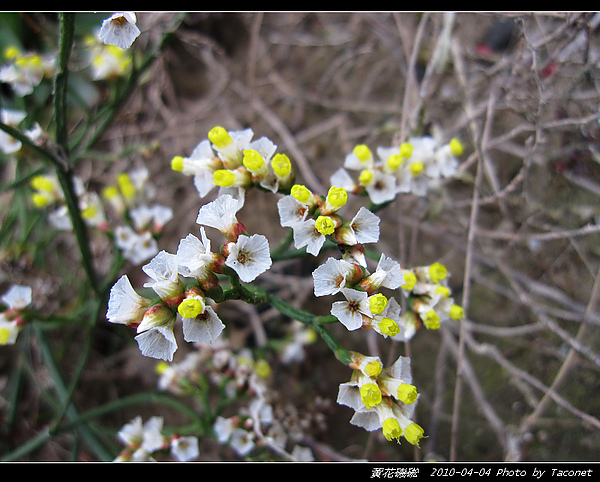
(208, 126), (233, 149)
(403, 422), (424, 446)
(271, 153), (291, 178)
(449, 137), (464, 156)
(401, 271), (417, 291)
(428, 262), (447, 283)
(364, 360), (382, 377)
(409, 161), (424, 177)
(423, 309), (440, 330)
(360, 383), (382, 409)
(399, 142), (413, 158)
(255, 359), (272, 379)
(326, 186), (347, 208)
(369, 293), (388, 315)
(386, 154), (403, 170)
(397, 383), (418, 404)
(117, 173), (136, 200)
(177, 298), (205, 319)
(382, 418), (402, 442)
(378, 317), (400, 337)
(353, 144), (371, 162)
(242, 149), (265, 172)
(213, 169), (236, 187)
(291, 184), (311, 204)
(171, 155), (184, 172)
(450, 304), (464, 320)
(358, 169), (374, 186)
(315, 215), (336, 235)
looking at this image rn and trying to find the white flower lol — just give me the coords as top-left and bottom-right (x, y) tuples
(225, 234), (272, 282)
(1, 285), (32, 310)
(349, 206), (380, 244)
(130, 204), (173, 232)
(291, 218), (326, 256)
(106, 275), (150, 326)
(362, 253), (404, 292)
(170, 436), (199, 462)
(213, 416), (235, 444)
(118, 416), (165, 454)
(196, 194), (244, 238)
(329, 167), (357, 193)
(277, 195), (309, 228)
(209, 126), (254, 169)
(0, 108), (26, 154)
(177, 227), (218, 280)
(115, 227), (159, 265)
(182, 305), (225, 345)
(364, 169), (397, 205)
(142, 251), (183, 303)
(312, 257), (354, 297)
(99, 12), (141, 49)
(230, 428), (255, 456)
(331, 288), (372, 331)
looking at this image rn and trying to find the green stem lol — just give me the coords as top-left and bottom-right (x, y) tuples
(54, 13), (75, 154)
(213, 270), (352, 365)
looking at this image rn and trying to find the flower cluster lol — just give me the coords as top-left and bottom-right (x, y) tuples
(338, 352), (424, 446)
(114, 415), (199, 462)
(103, 167), (173, 265)
(171, 126), (294, 199)
(84, 31), (133, 81)
(156, 342), (318, 461)
(399, 262), (465, 340)
(0, 108), (44, 155)
(0, 285), (32, 346)
(331, 135), (464, 204)
(278, 183), (380, 261)
(0, 45), (55, 97)
(312, 253), (406, 339)
(107, 193), (271, 361)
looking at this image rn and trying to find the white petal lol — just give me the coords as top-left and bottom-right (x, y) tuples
(1, 285), (32, 309)
(134, 323), (178, 361)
